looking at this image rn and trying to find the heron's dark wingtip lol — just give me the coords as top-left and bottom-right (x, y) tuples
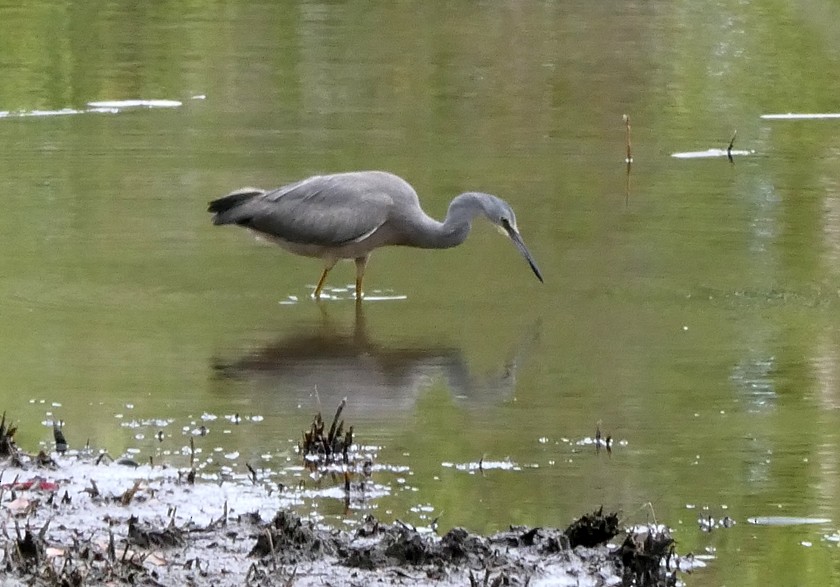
(208, 187), (266, 225)
(208, 188), (266, 213)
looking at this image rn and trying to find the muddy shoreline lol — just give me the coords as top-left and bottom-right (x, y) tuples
(0, 412), (699, 586)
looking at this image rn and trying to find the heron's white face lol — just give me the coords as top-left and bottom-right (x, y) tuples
(498, 207), (519, 234)
(477, 193), (543, 282)
(483, 196), (518, 232)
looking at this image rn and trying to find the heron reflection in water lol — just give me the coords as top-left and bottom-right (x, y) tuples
(208, 171), (543, 300)
(212, 306), (540, 416)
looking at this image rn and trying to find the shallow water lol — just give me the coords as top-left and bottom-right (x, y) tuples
(3, 1), (840, 584)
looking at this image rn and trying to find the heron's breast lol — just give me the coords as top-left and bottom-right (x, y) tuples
(249, 231), (325, 258)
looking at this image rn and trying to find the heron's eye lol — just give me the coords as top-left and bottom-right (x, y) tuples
(500, 217), (510, 227)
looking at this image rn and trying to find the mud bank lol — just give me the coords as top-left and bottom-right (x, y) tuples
(0, 413), (702, 586)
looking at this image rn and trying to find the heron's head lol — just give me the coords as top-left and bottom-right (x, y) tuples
(480, 194), (544, 283)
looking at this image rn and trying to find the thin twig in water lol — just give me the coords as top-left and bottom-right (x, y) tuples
(727, 130), (737, 163)
(623, 114), (633, 163)
(595, 420), (602, 454)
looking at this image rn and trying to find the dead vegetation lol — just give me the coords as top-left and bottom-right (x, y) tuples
(566, 506), (621, 548)
(616, 525), (678, 587)
(300, 398), (354, 468)
(0, 412), (19, 462)
(298, 398), (373, 502)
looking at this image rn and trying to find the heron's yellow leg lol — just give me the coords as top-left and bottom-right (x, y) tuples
(354, 257), (368, 300)
(313, 268), (331, 300)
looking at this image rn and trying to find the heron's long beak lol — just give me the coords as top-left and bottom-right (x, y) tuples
(505, 225), (544, 283)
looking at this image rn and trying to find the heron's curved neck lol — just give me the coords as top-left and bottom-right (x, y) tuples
(409, 192), (487, 249)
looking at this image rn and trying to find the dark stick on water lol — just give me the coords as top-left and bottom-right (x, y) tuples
(727, 130), (737, 163)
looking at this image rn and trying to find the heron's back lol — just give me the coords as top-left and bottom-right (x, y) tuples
(208, 171), (427, 256)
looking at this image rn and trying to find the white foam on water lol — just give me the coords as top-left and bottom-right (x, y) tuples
(671, 148), (754, 159)
(748, 516), (831, 526)
(761, 112), (840, 120)
(363, 294), (408, 301)
(0, 98), (187, 120)
(87, 99), (183, 109)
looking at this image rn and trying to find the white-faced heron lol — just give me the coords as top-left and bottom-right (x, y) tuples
(208, 170), (543, 300)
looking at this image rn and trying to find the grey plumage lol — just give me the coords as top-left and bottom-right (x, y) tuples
(208, 170), (543, 299)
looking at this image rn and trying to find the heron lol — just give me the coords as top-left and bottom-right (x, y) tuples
(208, 170), (543, 300)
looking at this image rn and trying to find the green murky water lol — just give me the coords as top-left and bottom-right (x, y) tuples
(4, 1), (840, 584)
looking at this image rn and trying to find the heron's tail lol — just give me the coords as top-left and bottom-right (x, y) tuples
(208, 187), (266, 225)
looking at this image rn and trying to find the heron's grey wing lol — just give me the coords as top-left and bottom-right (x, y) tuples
(236, 175), (393, 246)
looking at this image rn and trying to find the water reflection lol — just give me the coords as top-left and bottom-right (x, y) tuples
(212, 307), (539, 416)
